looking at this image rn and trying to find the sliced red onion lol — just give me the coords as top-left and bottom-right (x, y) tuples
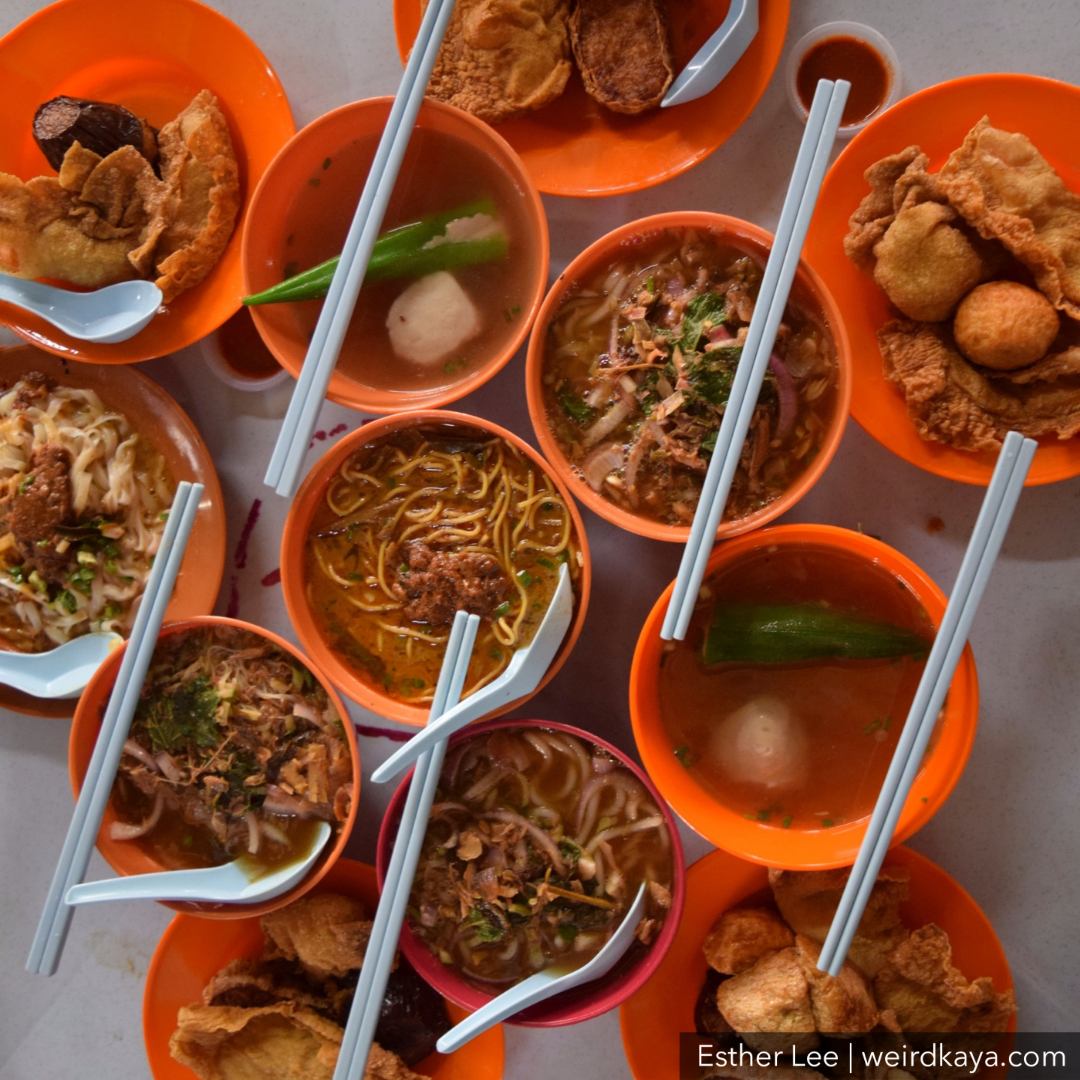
(245, 812), (260, 855)
(122, 739), (159, 772)
(582, 442), (624, 492)
(155, 752), (181, 783)
(110, 791), (164, 841)
(769, 352), (799, 441)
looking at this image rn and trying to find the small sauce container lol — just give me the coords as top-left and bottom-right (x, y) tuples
(201, 307), (290, 391)
(787, 21), (901, 138)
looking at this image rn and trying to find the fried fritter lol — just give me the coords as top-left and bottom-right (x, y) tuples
(872, 201), (994, 322)
(703, 906), (795, 976)
(768, 867), (910, 979)
(170, 1002), (421, 1080)
(151, 90), (240, 302)
(569, 0), (673, 115)
(873, 924), (1017, 1033)
(953, 280), (1060, 370)
(423, 0), (572, 125)
(715, 946), (819, 1055)
(938, 117), (1080, 318)
(878, 318), (1080, 449)
(794, 934), (879, 1036)
(988, 344), (1080, 384)
(261, 893), (372, 980)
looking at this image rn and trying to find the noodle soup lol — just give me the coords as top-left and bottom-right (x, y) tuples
(0, 373), (173, 651)
(404, 725), (675, 992)
(302, 422), (583, 709)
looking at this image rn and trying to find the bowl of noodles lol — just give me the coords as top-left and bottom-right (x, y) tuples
(376, 718), (686, 1027)
(0, 345), (226, 717)
(525, 212), (851, 542)
(280, 410), (591, 726)
(69, 616), (360, 918)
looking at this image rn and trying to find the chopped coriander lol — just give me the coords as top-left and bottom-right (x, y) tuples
(103, 603), (122, 620)
(56, 590), (77, 614)
(558, 391), (594, 425)
(821, 818), (834, 828)
(535, 556), (556, 570)
(8, 566), (26, 585)
(781, 815), (793, 829)
(863, 718), (883, 735)
(756, 808), (770, 823)
(557, 550), (569, 563)
(17, 474), (34, 495)
(517, 570), (534, 588)
(493, 601), (511, 619)
(557, 925), (578, 944)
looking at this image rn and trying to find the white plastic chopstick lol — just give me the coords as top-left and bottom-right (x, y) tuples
(264, 0), (459, 499)
(661, 77), (850, 642)
(26, 481), (204, 976)
(332, 610), (480, 1080)
(817, 431), (1037, 977)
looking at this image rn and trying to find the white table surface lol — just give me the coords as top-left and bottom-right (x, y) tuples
(2, 1), (1079, 1076)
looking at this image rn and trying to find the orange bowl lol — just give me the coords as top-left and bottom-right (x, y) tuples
(242, 97), (549, 414)
(804, 73), (1080, 486)
(0, 345), (226, 718)
(143, 858), (505, 1080)
(69, 616), (360, 918)
(281, 409), (591, 726)
(619, 845), (1015, 1080)
(0, 0), (295, 363)
(629, 524), (979, 869)
(525, 212), (852, 543)
(393, 0), (790, 197)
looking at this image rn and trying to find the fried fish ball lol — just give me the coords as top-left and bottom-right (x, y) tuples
(872, 202), (992, 322)
(953, 280), (1060, 370)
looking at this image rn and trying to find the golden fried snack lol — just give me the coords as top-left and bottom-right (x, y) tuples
(879, 318), (1080, 449)
(794, 934), (879, 1036)
(715, 947), (819, 1055)
(0, 143), (160, 286)
(954, 280), (1060, 370)
(170, 1003), (420, 1080)
(569, 0), (673, 115)
(703, 906), (795, 975)
(873, 924), (1017, 1033)
(423, 0), (572, 125)
(769, 867), (911, 979)
(938, 118), (1080, 319)
(151, 90), (240, 303)
(261, 893), (372, 980)
(872, 202), (993, 322)
(988, 344), (1080, 384)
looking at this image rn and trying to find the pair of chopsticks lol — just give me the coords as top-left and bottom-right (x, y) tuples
(333, 610), (480, 1080)
(817, 431), (1037, 977)
(264, 0), (459, 499)
(26, 481), (203, 977)
(661, 77), (850, 642)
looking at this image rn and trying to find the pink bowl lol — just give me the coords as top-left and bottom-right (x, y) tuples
(376, 718), (686, 1026)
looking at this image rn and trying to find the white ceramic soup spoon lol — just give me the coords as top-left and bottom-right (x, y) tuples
(371, 563), (575, 784)
(0, 631), (121, 699)
(436, 883), (648, 1053)
(63, 820), (332, 906)
(0, 274), (162, 344)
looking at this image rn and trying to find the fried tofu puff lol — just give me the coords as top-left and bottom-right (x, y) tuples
(261, 893), (373, 980)
(794, 934), (879, 1036)
(954, 280), (1060, 370)
(703, 907), (795, 976)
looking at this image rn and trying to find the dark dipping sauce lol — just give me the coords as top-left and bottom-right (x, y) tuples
(797, 36), (890, 126)
(216, 308), (283, 381)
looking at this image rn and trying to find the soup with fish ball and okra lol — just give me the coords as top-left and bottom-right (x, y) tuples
(658, 544), (936, 830)
(409, 727), (674, 989)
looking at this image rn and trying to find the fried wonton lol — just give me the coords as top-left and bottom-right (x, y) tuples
(170, 1002), (421, 1080)
(0, 90), (237, 305)
(769, 867), (910, 979)
(878, 318), (1080, 450)
(937, 117), (1080, 319)
(873, 924), (1017, 1034)
(423, 0), (572, 125)
(715, 946), (819, 1055)
(261, 893), (372, 979)
(794, 934), (879, 1037)
(703, 906), (795, 976)
(569, 0), (673, 115)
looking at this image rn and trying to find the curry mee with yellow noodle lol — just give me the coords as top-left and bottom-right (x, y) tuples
(304, 423), (582, 705)
(0, 372), (173, 652)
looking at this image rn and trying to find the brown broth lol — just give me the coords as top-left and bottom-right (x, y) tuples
(797, 36), (890, 126)
(658, 545), (934, 829)
(277, 128), (535, 395)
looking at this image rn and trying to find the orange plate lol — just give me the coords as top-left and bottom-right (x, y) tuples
(620, 846), (1016, 1080)
(70, 616), (360, 919)
(0, 346), (226, 718)
(0, 0), (295, 363)
(393, 0), (790, 197)
(805, 73), (1080, 486)
(143, 858), (505, 1080)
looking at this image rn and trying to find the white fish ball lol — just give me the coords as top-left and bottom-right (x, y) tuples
(710, 696), (808, 791)
(386, 271), (481, 366)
